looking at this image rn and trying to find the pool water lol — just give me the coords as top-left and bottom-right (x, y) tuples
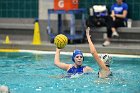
(0, 52), (140, 93)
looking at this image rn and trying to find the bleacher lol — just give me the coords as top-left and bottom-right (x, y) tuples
(90, 21), (140, 44)
(0, 18), (140, 54)
(0, 18), (34, 30)
(0, 18), (140, 44)
(0, 18), (34, 44)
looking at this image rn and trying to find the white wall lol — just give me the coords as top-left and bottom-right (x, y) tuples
(39, 0), (70, 20)
(39, 0), (52, 20)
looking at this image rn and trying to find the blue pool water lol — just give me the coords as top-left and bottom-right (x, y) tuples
(0, 52), (140, 93)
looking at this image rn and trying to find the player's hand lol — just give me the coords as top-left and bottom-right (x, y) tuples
(56, 48), (61, 52)
(110, 14), (116, 21)
(86, 27), (91, 37)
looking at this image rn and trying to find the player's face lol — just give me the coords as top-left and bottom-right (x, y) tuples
(74, 54), (83, 66)
(116, 0), (123, 4)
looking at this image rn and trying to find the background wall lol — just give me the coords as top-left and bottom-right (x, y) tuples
(39, 0), (53, 20)
(0, 0), (38, 18)
(0, 0), (140, 20)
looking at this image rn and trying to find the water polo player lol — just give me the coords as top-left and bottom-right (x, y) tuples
(86, 27), (112, 78)
(54, 48), (93, 75)
(54, 27), (113, 78)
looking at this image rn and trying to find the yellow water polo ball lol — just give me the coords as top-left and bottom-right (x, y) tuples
(54, 34), (68, 49)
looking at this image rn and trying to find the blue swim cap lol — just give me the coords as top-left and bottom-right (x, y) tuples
(72, 49), (83, 62)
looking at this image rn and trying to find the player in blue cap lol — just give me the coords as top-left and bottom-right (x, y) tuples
(54, 48), (93, 75)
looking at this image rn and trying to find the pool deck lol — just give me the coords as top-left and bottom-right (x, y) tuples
(0, 41), (140, 55)
(0, 18), (140, 55)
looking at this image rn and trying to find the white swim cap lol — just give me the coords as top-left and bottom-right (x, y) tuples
(100, 54), (112, 67)
(0, 85), (9, 93)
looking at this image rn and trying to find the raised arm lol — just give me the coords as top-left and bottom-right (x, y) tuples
(86, 27), (109, 71)
(54, 48), (70, 71)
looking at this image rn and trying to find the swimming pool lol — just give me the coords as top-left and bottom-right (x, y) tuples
(0, 50), (140, 93)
